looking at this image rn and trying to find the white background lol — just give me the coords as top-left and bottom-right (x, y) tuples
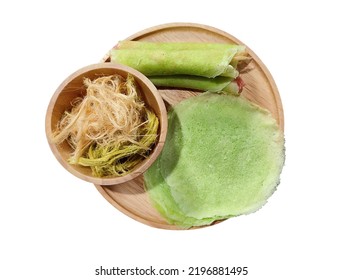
(1, 0), (342, 279)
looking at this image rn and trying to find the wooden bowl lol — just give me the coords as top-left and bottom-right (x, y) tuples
(45, 63), (167, 185)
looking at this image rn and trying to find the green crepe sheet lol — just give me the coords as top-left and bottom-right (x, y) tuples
(144, 94), (285, 227)
(144, 159), (220, 229)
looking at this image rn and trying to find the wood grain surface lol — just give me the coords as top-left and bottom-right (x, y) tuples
(95, 22), (284, 230)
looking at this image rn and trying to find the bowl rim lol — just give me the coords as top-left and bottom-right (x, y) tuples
(45, 62), (167, 185)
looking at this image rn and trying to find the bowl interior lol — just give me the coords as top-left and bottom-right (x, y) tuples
(46, 64), (167, 185)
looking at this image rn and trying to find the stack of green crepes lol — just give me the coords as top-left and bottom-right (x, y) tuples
(143, 94), (285, 228)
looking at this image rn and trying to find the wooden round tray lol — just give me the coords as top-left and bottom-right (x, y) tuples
(95, 22), (284, 230)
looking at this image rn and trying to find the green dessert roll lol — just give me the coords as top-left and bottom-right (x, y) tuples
(116, 40), (246, 52)
(111, 48), (239, 78)
(149, 75), (243, 95)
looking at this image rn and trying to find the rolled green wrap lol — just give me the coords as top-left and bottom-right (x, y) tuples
(116, 40), (245, 53)
(112, 41), (247, 75)
(149, 75), (240, 95)
(111, 49), (238, 78)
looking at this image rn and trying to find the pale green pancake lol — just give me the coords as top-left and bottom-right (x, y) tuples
(144, 93), (284, 227)
(144, 159), (220, 228)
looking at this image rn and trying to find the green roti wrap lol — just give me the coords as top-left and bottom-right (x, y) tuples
(111, 48), (238, 78)
(149, 75), (240, 95)
(111, 41), (248, 78)
(116, 40), (245, 53)
(144, 94), (285, 228)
